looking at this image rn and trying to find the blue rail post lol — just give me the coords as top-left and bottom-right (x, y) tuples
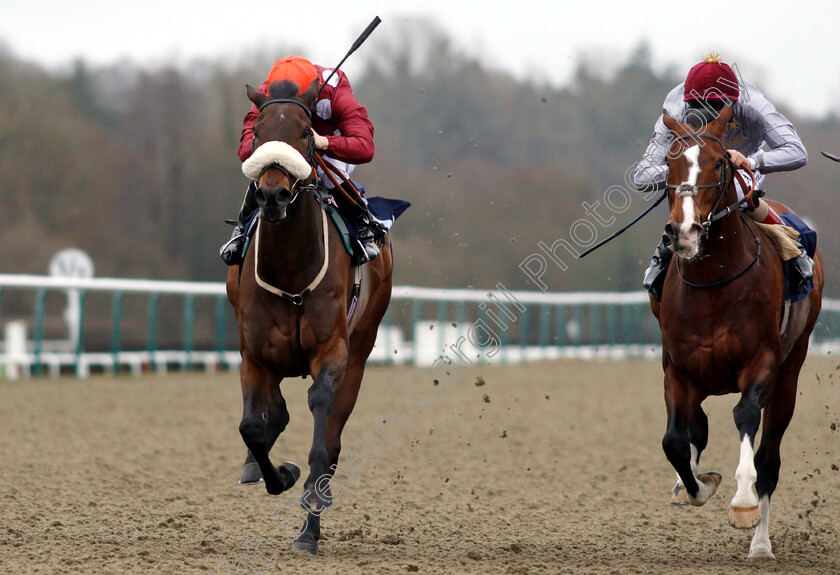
(147, 293), (160, 373)
(32, 288), (46, 377)
(538, 304), (550, 357)
(183, 294), (195, 371)
(74, 290), (88, 377)
(518, 305), (530, 362)
(111, 291), (123, 374)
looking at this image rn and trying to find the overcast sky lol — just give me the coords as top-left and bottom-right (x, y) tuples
(2, 0), (838, 118)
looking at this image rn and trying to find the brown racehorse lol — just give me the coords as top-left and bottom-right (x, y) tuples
(226, 78), (394, 555)
(650, 105), (823, 560)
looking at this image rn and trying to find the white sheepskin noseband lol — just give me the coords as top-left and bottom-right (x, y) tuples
(242, 141), (312, 181)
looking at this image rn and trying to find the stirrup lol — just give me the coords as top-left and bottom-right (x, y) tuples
(792, 247), (814, 282)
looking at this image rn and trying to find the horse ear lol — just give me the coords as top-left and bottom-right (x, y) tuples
(663, 113), (680, 133)
(709, 104), (734, 132)
(299, 79), (320, 112)
(246, 84), (267, 108)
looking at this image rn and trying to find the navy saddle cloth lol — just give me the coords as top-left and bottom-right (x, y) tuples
(243, 184), (410, 265)
(779, 211), (816, 303)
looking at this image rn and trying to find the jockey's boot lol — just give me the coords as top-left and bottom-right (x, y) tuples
(748, 199), (815, 296)
(220, 180), (259, 266)
(356, 210), (382, 263)
(788, 247), (815, 296)
(643, 233), (673, 302)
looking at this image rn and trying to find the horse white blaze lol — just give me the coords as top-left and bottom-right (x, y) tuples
(732, 435), (759, 509)
(676, 145), (701, 257)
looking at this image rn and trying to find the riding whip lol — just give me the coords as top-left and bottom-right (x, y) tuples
(319, 16), (381, 94)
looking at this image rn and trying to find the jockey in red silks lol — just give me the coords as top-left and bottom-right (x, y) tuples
(221, 55), (380, 265)
(634, 53), (814, 300)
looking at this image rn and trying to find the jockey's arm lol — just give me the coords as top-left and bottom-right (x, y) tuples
(321, 80), (375, 165)
(238, 104), (260, 162)
(744, 96), (807, 173)
(633, 113), (670, 192)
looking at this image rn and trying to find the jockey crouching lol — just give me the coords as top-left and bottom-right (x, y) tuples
(221, 55), (382, 266)
(634, 53), (814, 301)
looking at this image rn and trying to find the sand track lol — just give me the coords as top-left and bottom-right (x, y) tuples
(1, 358), (838, 574)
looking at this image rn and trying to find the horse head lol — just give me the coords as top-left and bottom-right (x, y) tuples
(242, 79), (319, 222)
(662, 104), (735, 259)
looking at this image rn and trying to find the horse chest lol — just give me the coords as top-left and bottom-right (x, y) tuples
(240, 306), (300, 361)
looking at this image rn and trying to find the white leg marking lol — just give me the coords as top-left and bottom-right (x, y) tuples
(749, 495), (774, 559)
(689, 444), (700, 476)
(732, 435), (759, 508)
(685, 443), (719, 506)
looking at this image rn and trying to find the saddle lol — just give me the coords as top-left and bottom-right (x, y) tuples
(755, 211), (816, 302)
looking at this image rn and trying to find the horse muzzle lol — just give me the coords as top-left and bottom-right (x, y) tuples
(665, 221), (702, 259)
(255, 186), (296, 222)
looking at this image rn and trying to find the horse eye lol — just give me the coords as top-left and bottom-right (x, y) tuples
(715, 159), (724, 170)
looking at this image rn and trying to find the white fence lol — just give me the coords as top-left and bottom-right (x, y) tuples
(1, 275), (838, 379)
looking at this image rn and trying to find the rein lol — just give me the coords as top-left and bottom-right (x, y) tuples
(674, 213), (762, 289)
(667, 132), (762, 289)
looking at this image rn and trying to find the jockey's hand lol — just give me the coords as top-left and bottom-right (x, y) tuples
(726, 149), (750, 170)
(312, 129), (329, 151)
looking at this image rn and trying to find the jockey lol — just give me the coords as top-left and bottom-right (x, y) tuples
(220, 55), (381, 266)
(634, 53), (814, 301)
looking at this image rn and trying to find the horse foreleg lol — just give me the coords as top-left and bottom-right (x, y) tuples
(671, 405), (712, 505)
(238, 358), (299, 496)
(662, 370), (720, 506)
(293, 342), (347, 555)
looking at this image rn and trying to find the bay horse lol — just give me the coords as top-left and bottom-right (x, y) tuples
(225, 78), (394, 555)
(650, 104), (823, 559)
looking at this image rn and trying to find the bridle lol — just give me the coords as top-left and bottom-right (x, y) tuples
(665, 132), (757, 236)
(254, 98), (318, 204)
(666, 131), (762, 289)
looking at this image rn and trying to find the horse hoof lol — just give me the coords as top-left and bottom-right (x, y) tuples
(292, 539), (319, 555)
(748, 547), (775, 561)
(280, 461), (301, 490)
(701, 471), (722, 489)
(729, 505), (761, 529)
(670, 484), (689, 506)
(238, 461), (265, 486)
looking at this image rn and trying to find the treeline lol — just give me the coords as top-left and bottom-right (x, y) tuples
(1, 23), (838, 295)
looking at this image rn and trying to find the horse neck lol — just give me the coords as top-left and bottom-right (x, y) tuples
(256, 194), (326, 292)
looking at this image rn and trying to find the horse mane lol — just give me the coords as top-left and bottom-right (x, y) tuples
(266, 80), (304, 100)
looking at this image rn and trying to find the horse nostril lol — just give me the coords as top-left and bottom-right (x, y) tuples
(664, 223), (677, 241)
(255, 187), (267, 204)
